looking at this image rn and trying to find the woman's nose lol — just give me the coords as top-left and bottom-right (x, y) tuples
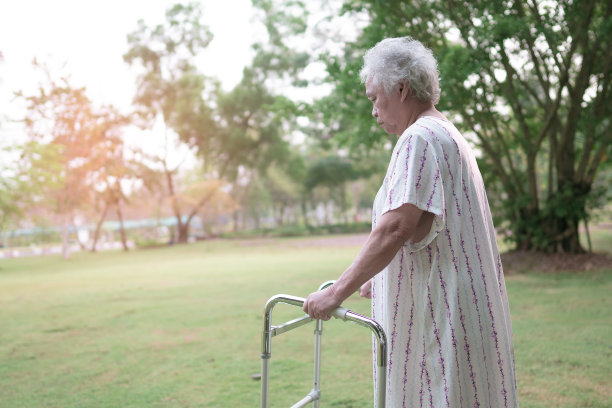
(372, 106), (378, 118)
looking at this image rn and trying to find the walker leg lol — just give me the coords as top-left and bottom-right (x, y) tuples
(261, 300), (273, 408)
(261, 354), (270, 408)
(376, 368), (386, 407)
(313, 319), (323, 407)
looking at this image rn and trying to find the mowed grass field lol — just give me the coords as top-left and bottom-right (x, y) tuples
(0, 234), (610, 408)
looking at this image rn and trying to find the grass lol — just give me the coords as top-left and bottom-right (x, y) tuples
(508, 271), (611, 407)
(584, 225), (612, 254)
(0, 233), (611, 407)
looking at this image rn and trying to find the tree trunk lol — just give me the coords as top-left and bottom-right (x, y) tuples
(177, 222), (189, 243)
(115, 199), (129, 251)
(557, 217), (583, 253)
(275, 202), (286, 227)
(555, 181), (589, 253)
(163, 163), (187, 244)
(73, 220), (87, 251)
(169, 226), (176, 244)
(253, 213), (261, 230)
(91, 203), (109, 252)
(233, 211), (240, 233)
(324, 202), (330, 225)
(61, 215), (70, 260)
(338, 184), (348, 223)
(301, 200), (310, 227)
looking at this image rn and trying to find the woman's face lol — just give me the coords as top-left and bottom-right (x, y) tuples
(365, 76), (406, 136)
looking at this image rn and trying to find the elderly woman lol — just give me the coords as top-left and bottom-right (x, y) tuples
(303, 37), (519, 407)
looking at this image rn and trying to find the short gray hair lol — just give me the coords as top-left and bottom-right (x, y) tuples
(360, 37), (440, 104)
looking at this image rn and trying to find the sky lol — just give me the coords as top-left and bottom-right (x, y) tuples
(0, 0), (264, 166)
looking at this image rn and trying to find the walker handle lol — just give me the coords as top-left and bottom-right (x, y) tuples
(331, 306), (349, 320)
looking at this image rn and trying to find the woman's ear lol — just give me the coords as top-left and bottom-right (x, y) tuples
(399, 81), (410, 102)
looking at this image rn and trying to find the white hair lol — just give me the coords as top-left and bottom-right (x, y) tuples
(360, 37), (440, 104)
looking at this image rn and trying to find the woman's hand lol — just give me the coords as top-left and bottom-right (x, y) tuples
(360, 280), (372, 299)
(302, 286), (342, 321)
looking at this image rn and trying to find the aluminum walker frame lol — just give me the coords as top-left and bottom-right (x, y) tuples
(260, 281), (387, 407)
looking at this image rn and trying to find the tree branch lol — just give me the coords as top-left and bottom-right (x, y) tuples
(163, 160), (183, 228)
(185, 188), (217, 226)
(497, 46), (533, 148)
(557, 0), (598, 179)
(585, 133), (612, 185)
(526, 0), (564, 73)
(459, 107), (519, 200)
(576, 4), (612, 181)
(480, 108), (524, 189)
(534, 74), (568, 148)
(515, 0), (551, 103)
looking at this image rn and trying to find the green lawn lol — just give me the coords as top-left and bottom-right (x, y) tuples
(0, 236), (610, 407)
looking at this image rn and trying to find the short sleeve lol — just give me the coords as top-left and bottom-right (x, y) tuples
(381, 133), (446, 252)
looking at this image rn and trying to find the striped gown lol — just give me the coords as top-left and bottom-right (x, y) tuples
(370, 116), (518, 407)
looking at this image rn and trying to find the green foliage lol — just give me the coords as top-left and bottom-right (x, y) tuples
(305, 0), (612, 253)
(124, 2), (224, 174)
(214, 70), (294, 180)
(0, 156), (24, 236)
(1, 140), (78, 242)
(123, 3), (212, 77)
(251, 0), (311, 86)
(303, 155), (364, 221)
(304, 155), (358, 191)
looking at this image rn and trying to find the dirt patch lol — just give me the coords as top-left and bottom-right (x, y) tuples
(501, 250), (612, 273)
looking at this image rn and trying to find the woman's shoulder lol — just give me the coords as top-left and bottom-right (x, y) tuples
(410, 116), (465, 148)
(398, 117), (447, 147)
(414, 116), (455, 135)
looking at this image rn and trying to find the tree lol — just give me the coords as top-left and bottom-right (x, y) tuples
(251, 0), (312, 88)
(310, 0), (611, 253)
(75, 104), (132, 252)
(264, 164), (301, 226)
(0, 177), (20, 244)
(0, 146), (33, 244)
(18, 62), (129, 258)
(305, 155), (361, 223)
(134, 158), (234, 242)
(209, 0), (313, 231)
(124, 2), (225, 243)
(214, 69), (300, 231)
(0, 53), (32, 246)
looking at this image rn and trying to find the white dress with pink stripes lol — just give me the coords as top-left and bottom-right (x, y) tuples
(371, 116), (518, 407)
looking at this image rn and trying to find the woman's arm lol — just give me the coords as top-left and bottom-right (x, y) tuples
(302, 203), (434, 320)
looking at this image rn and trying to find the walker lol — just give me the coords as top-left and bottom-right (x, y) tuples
(260, 281), (387, 407)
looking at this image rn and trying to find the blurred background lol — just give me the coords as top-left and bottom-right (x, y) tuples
(0, 0), (610, 257)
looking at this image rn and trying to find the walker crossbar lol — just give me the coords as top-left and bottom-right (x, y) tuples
(260, 283), (387, 407)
